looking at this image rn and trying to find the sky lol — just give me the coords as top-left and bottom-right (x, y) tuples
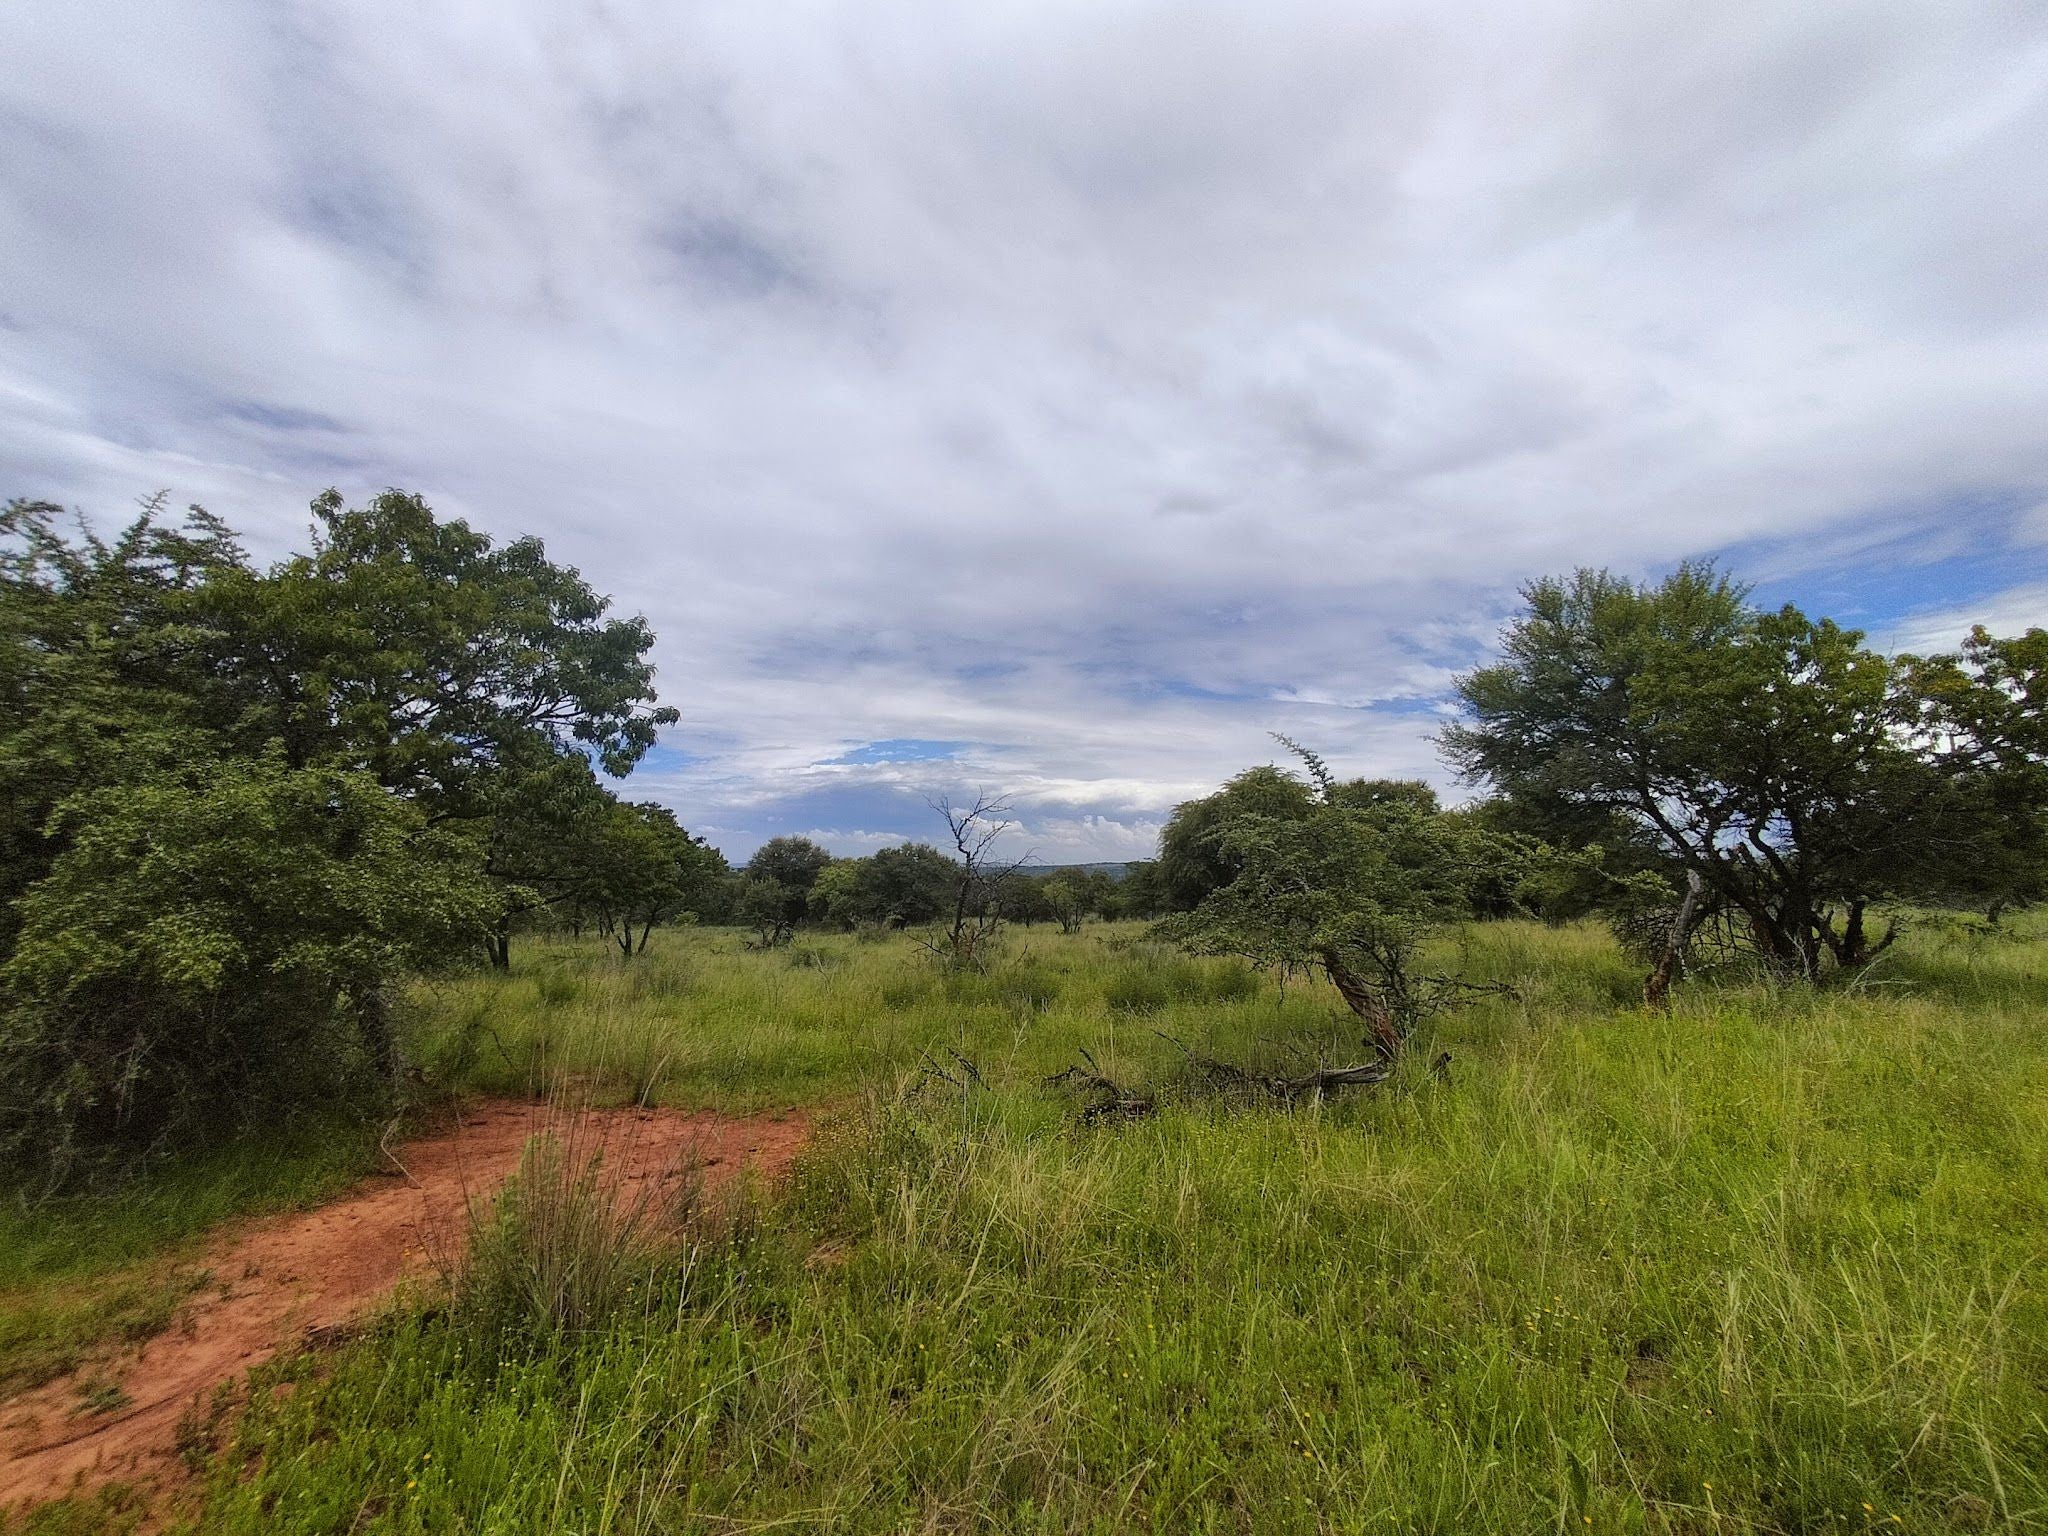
(4, 2), (2048, 863)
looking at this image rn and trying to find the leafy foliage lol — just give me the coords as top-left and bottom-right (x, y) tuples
(0, 756), (494, 1181)
(0, 490), (692, 1179)
(1156, 765), (1316, 910)
(813, 843), (958, 930)
(1444, 566), (2047, 981)
(1160, 742), (1531, 1055)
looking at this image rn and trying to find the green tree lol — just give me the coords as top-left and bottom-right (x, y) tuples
(0, 489), (688, 1175)
(1156, 766), (1316, 910)
(858, 843), (958, 927)
(1041, 875), (1088, 934)
(1161, 742), (1524, 1058)
(0, 497), (256, 942)
(0, 756), (494, 1181)
(583, 802), (726, 956)
(205, 489), (676, 811)
(475, 751), (617, 967)
(1443, 566), (1989, 981)
(1110, 860), (1170, 919)
(1897, 626), (2048, 920)
(741, 836), (833, 938)
(808, 860), (868, 930)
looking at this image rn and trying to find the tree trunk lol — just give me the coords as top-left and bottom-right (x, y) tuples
(1644, 869), (1707, 1008)
(357, 986), (398, 1083)
(1836, 899), (1868, 968)
(1320, 948), (1402, 1061)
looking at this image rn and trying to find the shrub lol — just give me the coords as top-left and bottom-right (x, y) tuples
(0, 759), (494, 1186)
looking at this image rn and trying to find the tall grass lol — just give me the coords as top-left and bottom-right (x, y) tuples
(166, 917), (2048, 1533)
(450, 1118), (705, 1348)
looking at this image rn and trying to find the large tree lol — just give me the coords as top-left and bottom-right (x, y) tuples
(740, 836), (833, 942)
(1896, 626), (2048, 919)
(1156, 765), (1316, 910)
(206, 489), (677, 810)
(582, 803), (728, 956)
(1442, 566), (2031, 981)
(814, 843), (958, 930)
(0, 490), (691, 1176)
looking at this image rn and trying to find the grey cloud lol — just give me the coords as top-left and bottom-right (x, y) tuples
(4, 0), (2047, 856)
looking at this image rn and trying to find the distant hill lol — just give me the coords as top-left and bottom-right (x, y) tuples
(1017, 861), (1133, 880)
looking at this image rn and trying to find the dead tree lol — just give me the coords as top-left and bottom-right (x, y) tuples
(919, 792), (1030, 970)
(1047, 1049), (1157, 1124)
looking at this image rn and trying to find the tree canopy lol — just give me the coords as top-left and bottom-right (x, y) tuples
(1443, 565), (2048, 979)
(1161, 742), (1529, 1058)
(0, 490), (694, 1179)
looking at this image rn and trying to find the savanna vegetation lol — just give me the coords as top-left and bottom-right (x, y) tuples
(3, 495), (2045, 1532)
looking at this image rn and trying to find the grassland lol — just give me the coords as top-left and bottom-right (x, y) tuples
(9, 916), (2048, 1533)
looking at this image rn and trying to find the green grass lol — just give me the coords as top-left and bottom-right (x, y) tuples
(407, 926), (1436, 1110)
(124, 917), (2046, 1532)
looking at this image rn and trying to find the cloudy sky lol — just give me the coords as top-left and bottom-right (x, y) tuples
(5, 2), (2047, 862)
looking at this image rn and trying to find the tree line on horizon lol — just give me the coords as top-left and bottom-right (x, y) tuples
(3, 489), (2043, 1183)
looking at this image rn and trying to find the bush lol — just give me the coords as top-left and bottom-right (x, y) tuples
(0, 759), (494, 1185)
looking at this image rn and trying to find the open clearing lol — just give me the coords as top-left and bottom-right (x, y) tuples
(0, 1100), (808, 1513)
(3, 918), (2044, 1533)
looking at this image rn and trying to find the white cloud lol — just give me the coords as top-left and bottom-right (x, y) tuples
(5, 0), (2048, 857)
(1879, 580), (2048, 656)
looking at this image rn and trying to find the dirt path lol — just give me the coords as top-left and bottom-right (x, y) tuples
(0, 1100), (809, 1513)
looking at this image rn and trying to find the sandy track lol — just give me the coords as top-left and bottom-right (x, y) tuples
(0, 1100), (809, 1512)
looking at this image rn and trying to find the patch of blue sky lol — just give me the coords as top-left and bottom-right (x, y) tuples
(689, 780), (958, 860)
(1366, 694), (1457, 717)
(819, 738), (968, 765)
(1718, 491), (2045, 634)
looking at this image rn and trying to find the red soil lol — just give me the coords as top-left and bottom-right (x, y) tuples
(0, 1100), (809, 1514)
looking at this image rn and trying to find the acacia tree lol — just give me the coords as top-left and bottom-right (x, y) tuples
(1160, 741), (1523, 1060)
(0, 497), (256, 943)
(584, 803), (726, 956)
(1442, 566), (2034, 983)
(1896, 626), (2048, 920)
(1041, 874), (1088, 934)
(1156, 766), (1317, 910)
